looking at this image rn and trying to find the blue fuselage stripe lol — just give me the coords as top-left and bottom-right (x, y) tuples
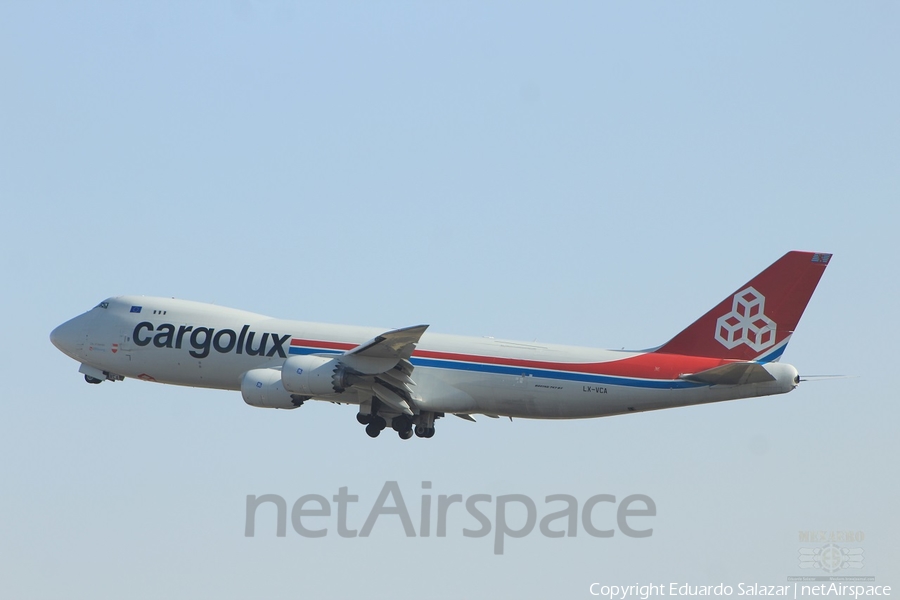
(756, 343), (787, 363)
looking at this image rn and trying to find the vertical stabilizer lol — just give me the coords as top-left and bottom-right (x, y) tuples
(655, 251), (832, 361)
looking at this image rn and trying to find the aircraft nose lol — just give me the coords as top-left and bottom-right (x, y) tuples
(50, 316), (87, 358)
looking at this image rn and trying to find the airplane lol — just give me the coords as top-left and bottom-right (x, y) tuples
(50, 251), (832, 440)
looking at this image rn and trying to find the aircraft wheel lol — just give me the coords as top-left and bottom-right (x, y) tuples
(424, 427), (435, 438)
(365, 423), (381, 438)
(84, 375), (102, 384)
(356, 412), (371, 425)
(414, 424), (427, 438)
(392, 415), (411, 432)
(398, 428), (413, 440)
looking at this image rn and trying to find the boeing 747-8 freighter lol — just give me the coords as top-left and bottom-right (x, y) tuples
(51, 251), (832, 439)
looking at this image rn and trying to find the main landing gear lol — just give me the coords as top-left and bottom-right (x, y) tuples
(414, 410), (436, 438)
(356, 401), (441, 440)
(414, 423), (435, 438)
(357, 412), (388, 438)
(391, 414), (414, 440)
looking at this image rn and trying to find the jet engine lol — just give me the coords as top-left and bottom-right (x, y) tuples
(241, 368), (303, 409)
(281, 355), (356, 397)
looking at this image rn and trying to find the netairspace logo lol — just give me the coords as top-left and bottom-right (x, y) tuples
(244, 481), (656, 555)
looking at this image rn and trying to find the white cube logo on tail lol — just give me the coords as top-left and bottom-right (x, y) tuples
(715, 287), (777, 352)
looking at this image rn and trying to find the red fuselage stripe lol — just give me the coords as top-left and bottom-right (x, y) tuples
(288, 338), (730, 380)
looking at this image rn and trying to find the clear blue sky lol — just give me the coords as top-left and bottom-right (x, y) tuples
(2, 2), (897, 598)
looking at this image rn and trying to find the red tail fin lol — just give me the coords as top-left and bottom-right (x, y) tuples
(655, 251), (832, 361)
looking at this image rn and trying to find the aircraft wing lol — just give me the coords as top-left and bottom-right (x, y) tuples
(347, 324), (428, 359)
(339, 324), (428, 375)
(679, 362), (776, 385)
(329, 325), (429, 416)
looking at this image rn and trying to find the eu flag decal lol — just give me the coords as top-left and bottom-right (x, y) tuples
(130, 306), (142, 313)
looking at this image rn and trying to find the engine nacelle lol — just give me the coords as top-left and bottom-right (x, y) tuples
(241, 368), (302, 409)
(281, 355), (346, 397)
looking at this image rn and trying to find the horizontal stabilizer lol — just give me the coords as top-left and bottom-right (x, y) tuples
(680, 362), (775, 385)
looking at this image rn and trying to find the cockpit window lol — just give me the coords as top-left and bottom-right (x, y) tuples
(97, 301), (109, 309)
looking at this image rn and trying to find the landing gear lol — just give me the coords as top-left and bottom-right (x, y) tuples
(80, 367), (123, 384)
(391, 415), (411, 432)
(413, 411), (438, 438)
(357, 401), (441, 440)
(414, 424), (435, 438)
(363, 413), (386, 437)
(392, 415), (413, 440)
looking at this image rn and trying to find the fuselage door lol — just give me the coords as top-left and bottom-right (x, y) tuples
(117, 326), (135, 359)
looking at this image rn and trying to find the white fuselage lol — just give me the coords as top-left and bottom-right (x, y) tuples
(51, 296), (798, 420)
